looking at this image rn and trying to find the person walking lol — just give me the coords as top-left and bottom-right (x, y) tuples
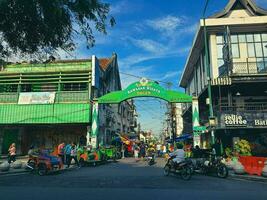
(57, 142), (65, 164)
(65, 143), (72, 168)
(139, 142), (146, 161)
(8, 143), (16, 164)
(156, 143), (161, 157)
(70, 143), (80, 167)
(133, 143), (140, 162)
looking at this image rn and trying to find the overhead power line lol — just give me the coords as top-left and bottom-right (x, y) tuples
(120, 71), (173, 87)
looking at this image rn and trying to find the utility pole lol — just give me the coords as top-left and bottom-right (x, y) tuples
(203, 0), (215, 145)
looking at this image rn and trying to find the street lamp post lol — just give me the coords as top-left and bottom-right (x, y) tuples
(203, 0), (215, 145)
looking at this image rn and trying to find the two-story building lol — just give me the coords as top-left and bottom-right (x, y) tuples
(179, 0), (267, 155)
(0, 53), (135, 155)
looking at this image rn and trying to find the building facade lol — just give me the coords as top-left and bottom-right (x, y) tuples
(179, 0), (267, 155)
(0, 53), (136, 154)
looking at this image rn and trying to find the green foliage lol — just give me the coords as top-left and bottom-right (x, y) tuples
(225, 147), (233, 158)
(0, 0), (115, 57)
(234, 139), (252, 156)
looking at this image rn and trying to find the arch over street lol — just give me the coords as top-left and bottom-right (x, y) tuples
(90, 78), (193, 148)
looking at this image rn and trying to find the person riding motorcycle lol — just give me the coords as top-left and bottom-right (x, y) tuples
(146, 144), (156, 157)
(169, 143), (185, 165)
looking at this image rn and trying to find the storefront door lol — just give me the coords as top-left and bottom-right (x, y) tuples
(2, 129), (19, 154)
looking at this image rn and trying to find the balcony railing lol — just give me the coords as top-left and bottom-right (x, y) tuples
(219, 62), (267, 76)
(215, 102), (267, 112)
(0, 91), (89, 104)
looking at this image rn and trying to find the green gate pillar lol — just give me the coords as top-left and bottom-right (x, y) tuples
(90, 100), (99, 148)
(192, 97), (201, 147)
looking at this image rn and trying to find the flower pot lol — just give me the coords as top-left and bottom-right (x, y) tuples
(0, 162), (10, 172)
(262, 161), (267, 177)
(233, 161), (245, 175)
(12, 160), (22, 169)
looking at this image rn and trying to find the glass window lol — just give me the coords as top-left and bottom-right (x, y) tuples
(262, 33), (267, 42)
(255, 43), (263, 57)
(231, 43), (240, 58)
(247, 43), (255, 57)
(256, 58), (265, 72)
(217, 44), (223, 59)
(216, 35), (223, 44)
(264, 58), (267, 71)
(263, 42), (267, 57)
(254, 34), (261, 42)
(246, 34), (254, 42)
(238, 34), (246, 43)
(218, 59), (224, 67)
(231, 35), (238, 43)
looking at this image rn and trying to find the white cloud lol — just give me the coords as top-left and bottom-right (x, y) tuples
(146, 15), (184, 35)
(110, 1), (130, 15)
(130, 38), (167, 53)
(160, 71), (182, 80)
(119, 45), (190, 70)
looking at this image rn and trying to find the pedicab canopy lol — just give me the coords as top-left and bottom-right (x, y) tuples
(98, 78), (192, 104)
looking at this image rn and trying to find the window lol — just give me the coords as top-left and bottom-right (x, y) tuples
(248, 43), (255, 57)
(231, 35), (238, 43)
(231, 43), (240, 58)
(255, 43), (263, 57)
(262, 33), (267, 42)
(217, 44), (223, 59)
(238, 34), (246, 43)
(254, 34), (261, 42)
(217, 32), (267, 74)
(246, 34), (253, 42)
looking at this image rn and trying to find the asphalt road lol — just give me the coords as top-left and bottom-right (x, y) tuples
(0, 158), (266, 200)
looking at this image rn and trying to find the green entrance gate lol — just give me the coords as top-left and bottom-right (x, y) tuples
(89, 78), (195, 148)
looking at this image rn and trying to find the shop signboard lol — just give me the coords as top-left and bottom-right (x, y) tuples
(220, 112), (267, 128)
(18, 92), (55, 104)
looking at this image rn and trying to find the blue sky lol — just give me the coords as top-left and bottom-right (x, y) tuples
(62, 0), (267, 136)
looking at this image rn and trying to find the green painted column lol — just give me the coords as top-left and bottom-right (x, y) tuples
(90, 101), (99, 148)
(192, 97), (201, 147)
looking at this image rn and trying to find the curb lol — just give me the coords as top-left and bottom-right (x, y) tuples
(0, 166), (78, 177)
(228, 173), (267, 183)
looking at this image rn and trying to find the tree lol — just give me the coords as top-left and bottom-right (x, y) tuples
(0, 0), (115, 57)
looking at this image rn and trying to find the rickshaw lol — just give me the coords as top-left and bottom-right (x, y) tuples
(77, 146), (107, 167)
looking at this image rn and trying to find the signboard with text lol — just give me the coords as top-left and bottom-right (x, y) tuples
(18, 92), (56, 104)
(220, 112), (267, 128)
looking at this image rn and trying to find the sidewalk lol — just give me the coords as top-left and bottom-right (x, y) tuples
(0, 156), (78, 176)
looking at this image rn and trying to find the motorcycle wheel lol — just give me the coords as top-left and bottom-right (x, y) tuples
(163, 165), (170, 176)
(216, 164), (228, 178)
(180, 166), (192, 181)
(38, 164), (47, 176)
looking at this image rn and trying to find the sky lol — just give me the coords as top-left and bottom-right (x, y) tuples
(60, 0), (267, 136)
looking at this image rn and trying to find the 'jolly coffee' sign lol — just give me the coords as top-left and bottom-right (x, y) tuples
(221, 113), (267, 128)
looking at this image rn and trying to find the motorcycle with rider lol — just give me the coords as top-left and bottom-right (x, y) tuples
(164, 143), (192, 180)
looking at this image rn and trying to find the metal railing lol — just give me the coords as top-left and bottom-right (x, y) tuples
(231, 62), (267, 75)
(0, 91), (89, 104)
(215, 102), (267, 112)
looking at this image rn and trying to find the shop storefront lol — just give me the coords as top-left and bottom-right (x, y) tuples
(216, 112), (267, 156)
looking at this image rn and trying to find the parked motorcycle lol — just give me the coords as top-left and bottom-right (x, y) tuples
(190, 151), (228, 178)
(163, 154), (192, 180)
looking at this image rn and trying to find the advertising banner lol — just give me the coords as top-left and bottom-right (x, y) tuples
(18, 92), (56, 104)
